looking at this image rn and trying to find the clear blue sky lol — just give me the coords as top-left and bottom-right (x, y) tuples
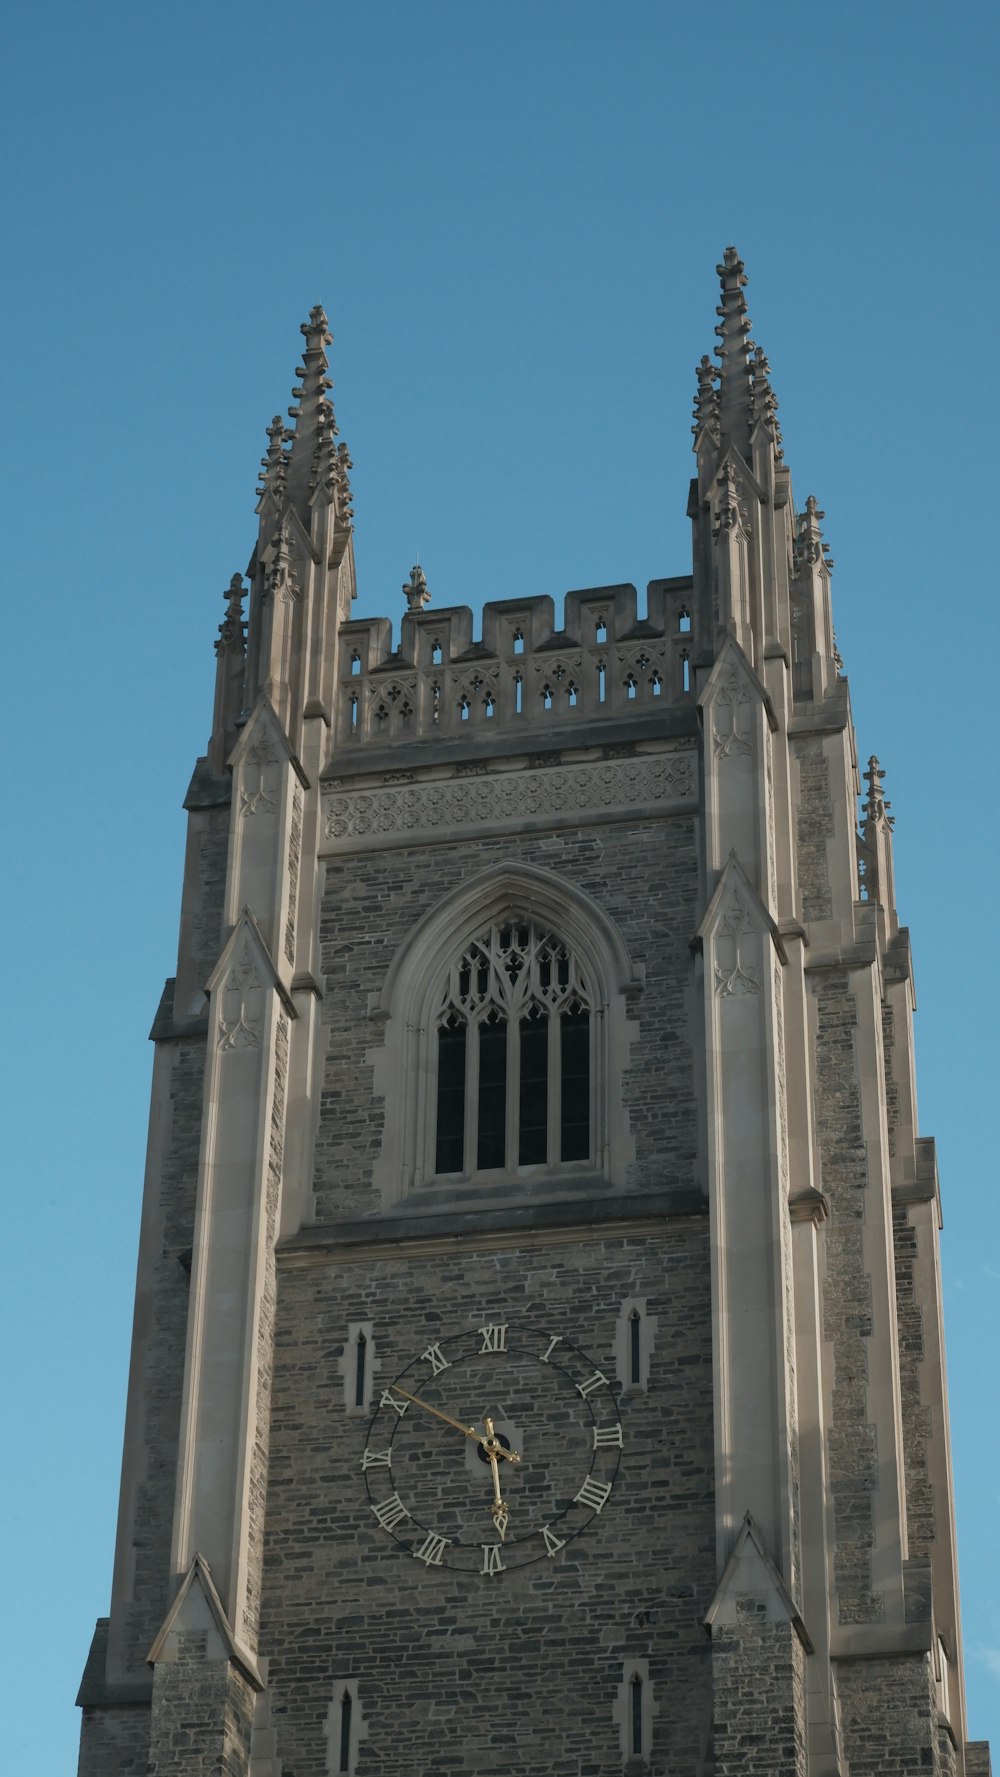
(3, 1), (997, 1768)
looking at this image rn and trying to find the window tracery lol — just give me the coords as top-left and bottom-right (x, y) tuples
(433, 920), (592, 1176)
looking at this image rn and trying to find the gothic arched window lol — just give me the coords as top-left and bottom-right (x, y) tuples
(433, 920), (592, 1176)
(371, 863), (636, 1206)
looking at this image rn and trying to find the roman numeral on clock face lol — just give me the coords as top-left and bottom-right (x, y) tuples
(481, 1544), (505, 1576)
(421, 1343), (451, 1375)
(379, 1389), (409, 1417)
(370, 1492), (411, 1532)
(361, 1446), (393, 1470)
(574, 1475), (613, 1513)
(412, 1532), (451, 1567)
(540, 1335), (562, 1363)
(592, 1422), (624, 1448)
(540, 1524), (566, 1557)
(576, 1370), (609, 1399)
(478, 1323), (507, 1353)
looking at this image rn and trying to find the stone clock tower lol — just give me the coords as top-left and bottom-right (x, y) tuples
(76, 251), (990, 1777)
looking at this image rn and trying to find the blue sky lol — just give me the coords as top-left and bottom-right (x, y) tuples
(2, 1), (998, 1767)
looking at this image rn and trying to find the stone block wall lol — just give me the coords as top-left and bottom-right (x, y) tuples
(313, 812), (699, 1222)
(259, 1223), (714, 1775)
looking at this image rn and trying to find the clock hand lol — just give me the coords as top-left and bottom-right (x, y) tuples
(390, 1386), (521, 1462)
(483, 1417), (510, 1541)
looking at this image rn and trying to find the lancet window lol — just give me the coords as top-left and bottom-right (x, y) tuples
(433, 919), (592, 1176)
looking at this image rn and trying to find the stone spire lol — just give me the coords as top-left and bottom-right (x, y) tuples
(692, 353), (720, 447)
(208, 574), (247, 774)
(256, 415), (289, 509)
(862, 754), (893, 829)
(285, 304), (336, 513)
(794, 494), (835, 575)
(713, 247), (754, 450)
(748, 344), (782, 458)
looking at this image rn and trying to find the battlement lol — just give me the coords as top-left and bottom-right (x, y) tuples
(336, 577), (695, 746)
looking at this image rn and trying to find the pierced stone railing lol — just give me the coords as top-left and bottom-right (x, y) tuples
(336, 580), (695, 747)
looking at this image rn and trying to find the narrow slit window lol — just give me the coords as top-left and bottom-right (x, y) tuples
(339, 1692), (352, 1775)
(435, 1015), (467, 1173)
(431, 641), (442, 664)
(595, 617), (607, 642)
(628, 1310), (641, 1386)
(630, 1673), (643, 1759)
(678, 607), (692, 633)
(477, 1013), (507, 1171)
(681, 651), (690, 693)
(350, 693), (358, 730)
(513, 629), (524, 655)
(350, 651), (361, 675)
(515, 673), (523, 714)
(598, 661), (606, 704)
(354, 1331), (367, 1408)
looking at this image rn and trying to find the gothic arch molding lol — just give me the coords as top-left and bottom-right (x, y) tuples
(371, 863), (639, 1208)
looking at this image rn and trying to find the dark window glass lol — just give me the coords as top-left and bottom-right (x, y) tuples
(339, 1693), (352, 1774)
(560, 1005), (590, 1162)
(435, 1016), (467, 1173)
(477, 1013), (507, 1170)
(630, 1674), (643, 1758)
(354, 1331), (367, 1407)
(518, 1007), (548, 1165)
(628, 1311), (641, 1386)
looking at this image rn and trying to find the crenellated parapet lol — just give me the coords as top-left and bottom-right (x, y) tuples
(336, 577), (696, 746)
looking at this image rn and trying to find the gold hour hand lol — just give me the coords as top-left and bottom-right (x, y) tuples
(483, 1419), (509, 1542)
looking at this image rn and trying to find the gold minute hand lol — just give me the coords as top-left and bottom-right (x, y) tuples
(390, 1386), (480, 1441)
(390, 1387), (521, 1462)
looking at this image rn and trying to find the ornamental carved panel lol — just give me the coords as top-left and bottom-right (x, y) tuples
(323, 747), (696, 846)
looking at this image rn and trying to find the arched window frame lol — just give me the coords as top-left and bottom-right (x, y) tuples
(371, 864), (638, 1209)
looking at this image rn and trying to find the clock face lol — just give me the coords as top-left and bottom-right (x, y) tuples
(362, 1321), (623, 1576)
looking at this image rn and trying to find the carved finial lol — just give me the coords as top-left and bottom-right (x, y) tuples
(215, 574), (247, 656)
(404, 564), (431, 611)
(749, 344), (783, 458)
(794, 494), (835, 574)
(257, 415), (290, 503)
(266, 514), (300, 605)
(692, 353), (720, 446)
(713, 246), (754, 445)
(301, 303), (333, 353)
(712, 459), (748, 541)
(862, 755), (894, 828)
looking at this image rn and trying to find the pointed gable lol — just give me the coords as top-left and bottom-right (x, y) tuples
(146, 1553), (263, 1687)
(704, 1514), (812, 1650)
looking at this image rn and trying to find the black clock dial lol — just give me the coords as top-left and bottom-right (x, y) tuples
(361, 1321), (623, 1575)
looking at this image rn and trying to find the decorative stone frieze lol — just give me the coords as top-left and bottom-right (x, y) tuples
(323, 743), (696, 848)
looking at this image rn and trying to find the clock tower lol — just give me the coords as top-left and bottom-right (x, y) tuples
(76, 254), (990, 1777)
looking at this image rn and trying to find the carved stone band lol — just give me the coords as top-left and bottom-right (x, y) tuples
(323, 748), (696, 849)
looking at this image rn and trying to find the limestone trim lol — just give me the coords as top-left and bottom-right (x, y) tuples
(370, 863), (639, 1209)
(146, 1553), (263, 1692)
(322, 741), (696, 852)
(704, 1513), (813, 1653)
(277, 1203), (702, 1267)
